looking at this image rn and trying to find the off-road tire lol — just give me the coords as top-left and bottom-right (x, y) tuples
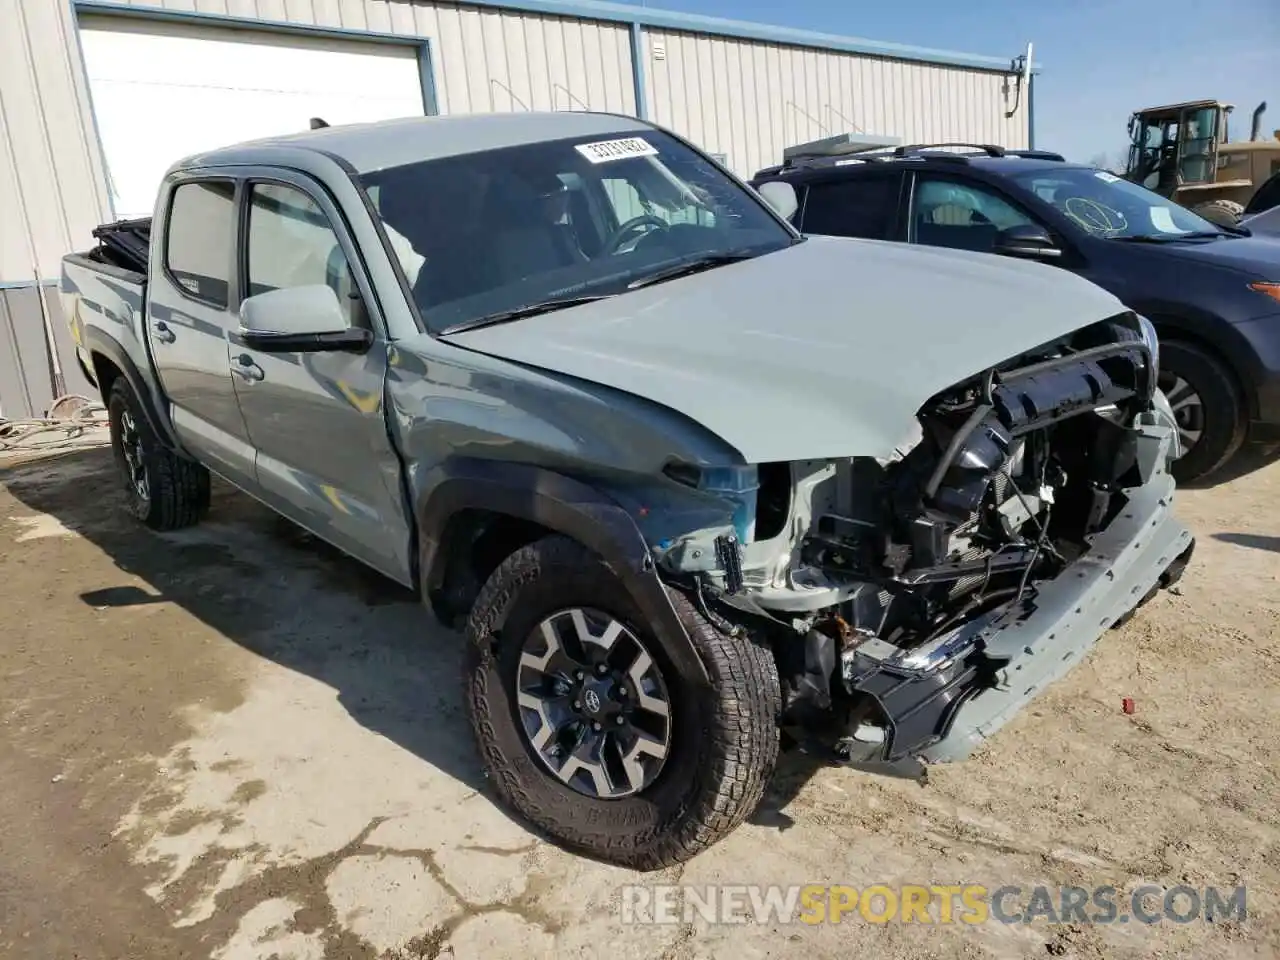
(1160, 339), (1245, 483)
(464, 534), (781, 870)
(1191, 199), (1244, 228)
(107, 378), (210, 530)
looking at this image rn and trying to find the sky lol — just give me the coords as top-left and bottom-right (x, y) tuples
(635, 0), (1278, 165)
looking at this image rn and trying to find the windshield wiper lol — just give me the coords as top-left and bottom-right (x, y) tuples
(441, 295), (611, 335)
(1109, 231), (1226, 243)
(626, 251), (758, 290)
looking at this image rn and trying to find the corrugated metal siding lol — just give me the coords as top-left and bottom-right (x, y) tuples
(0, 283), (92, 421)
(0, 0), (113, 284)
(643, 29), (1026, 177)
(109, 0), (637, 117)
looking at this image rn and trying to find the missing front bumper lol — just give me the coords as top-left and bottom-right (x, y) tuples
(837, 430), (1193, 770)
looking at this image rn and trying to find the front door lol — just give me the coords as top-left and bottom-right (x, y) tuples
(907, 174), (1045, 254)
(231, 173), (414, 584)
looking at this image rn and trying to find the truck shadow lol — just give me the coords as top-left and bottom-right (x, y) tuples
(1, 446), (813, 847)
(1, 446), (488, 801)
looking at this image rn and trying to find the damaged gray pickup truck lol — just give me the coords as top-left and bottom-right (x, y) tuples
(62, 111), (1194, 870)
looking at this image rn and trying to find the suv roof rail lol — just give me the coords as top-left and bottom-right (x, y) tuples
(893, 142), (1007, 158)
(1006, 149), (1066, 161)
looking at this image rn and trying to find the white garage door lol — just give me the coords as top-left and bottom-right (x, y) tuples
(79, 17), (426, 219)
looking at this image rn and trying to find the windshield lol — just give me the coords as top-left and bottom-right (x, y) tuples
(1010, 166), (1224, 239)
(360, 131), (794, 333)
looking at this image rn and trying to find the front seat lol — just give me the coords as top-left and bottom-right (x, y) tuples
(482, 179), (584, 287)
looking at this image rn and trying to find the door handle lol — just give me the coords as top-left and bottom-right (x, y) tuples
(152, 320), (176, 344)
(231, 354), (265, 383)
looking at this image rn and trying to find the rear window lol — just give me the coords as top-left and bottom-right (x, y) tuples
(800, 176), (902, 240)
(165, 180), (235, 307)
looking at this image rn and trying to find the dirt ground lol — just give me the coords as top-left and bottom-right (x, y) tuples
(1, 440), (1277, 960)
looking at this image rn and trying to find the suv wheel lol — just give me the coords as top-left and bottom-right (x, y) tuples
(107, 378), (210, 529)
(1158, 340), (1245, 483)
(464, 535), (780, 869)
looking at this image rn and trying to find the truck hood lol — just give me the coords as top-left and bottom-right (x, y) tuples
(442, 236), (1127, 462)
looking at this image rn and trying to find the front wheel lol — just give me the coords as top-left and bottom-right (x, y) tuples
(107, 378), (210, 529)
(464, 535), (781, 870)
(1157, 340), (1245, 483)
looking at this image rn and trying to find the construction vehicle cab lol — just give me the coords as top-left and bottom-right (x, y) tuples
(1125, 99), (1278, 226)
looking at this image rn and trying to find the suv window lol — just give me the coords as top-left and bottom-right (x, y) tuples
(166, 180), (235, 307)
(246, 182), (354, 312)
(799, 176), (901, 239)
(912, 177), (1037, 253)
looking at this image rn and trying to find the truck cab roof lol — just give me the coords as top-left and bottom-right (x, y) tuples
(176, 111), (654, 175)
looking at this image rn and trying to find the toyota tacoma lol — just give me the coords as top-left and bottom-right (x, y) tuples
(61, 111), (1193, 870)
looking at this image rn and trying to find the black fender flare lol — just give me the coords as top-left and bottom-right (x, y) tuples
(83, 326), (186, 453)
(417, 458), (710, 685)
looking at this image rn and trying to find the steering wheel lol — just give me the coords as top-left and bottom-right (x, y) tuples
(1064, 197), (1128, 235)
(603, 215), (670, 255)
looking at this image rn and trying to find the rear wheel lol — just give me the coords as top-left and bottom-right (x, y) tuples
(107, 378), (210, 529)
(1157, 340), (1245, 483)
(464, 535), (780, 869)
(1192, 199), (1244, 227)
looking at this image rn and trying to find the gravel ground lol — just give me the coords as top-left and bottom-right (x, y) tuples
(0, 443), (1277, 959)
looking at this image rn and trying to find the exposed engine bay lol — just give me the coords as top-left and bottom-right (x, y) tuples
(655, 313), (1192, 775)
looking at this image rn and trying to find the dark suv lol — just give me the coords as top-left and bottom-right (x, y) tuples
(751, 143), (1280, 482)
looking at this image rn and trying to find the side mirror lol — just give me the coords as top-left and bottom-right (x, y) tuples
(994, 223), (1062, 259)
(238, 284), (372, 353)
(756, 181), (799, 222)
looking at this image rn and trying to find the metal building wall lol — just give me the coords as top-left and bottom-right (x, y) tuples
(103, 0), (637, 124)
(0, 0), (113, 287)
(642, 28), (1028, 177)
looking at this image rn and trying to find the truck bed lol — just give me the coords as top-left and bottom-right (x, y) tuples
(61, 220), (152, 390)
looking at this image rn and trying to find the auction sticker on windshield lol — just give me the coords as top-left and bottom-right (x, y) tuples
(575, 137), (659, 164)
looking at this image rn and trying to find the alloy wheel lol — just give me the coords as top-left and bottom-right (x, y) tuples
(515, 607), (672, 799)
(118, 409), (150, 502)
(1158, 371), (1205, 458)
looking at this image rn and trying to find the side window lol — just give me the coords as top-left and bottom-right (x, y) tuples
(166, 181), (235, 307)
(246, 182), (356, 321)
(798, 177), (902, 240)
(912, 177), (1037, 254)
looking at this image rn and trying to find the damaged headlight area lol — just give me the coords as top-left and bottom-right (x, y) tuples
(641, 313), (1191, 777)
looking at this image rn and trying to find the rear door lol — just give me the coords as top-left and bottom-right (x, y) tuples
(147, 176), (257, 487)
(230, 171), (413, 583)
(795, 172), (907, 241)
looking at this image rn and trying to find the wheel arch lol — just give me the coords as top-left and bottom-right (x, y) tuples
(416, 457), (710, 684)
(83, 326), (187, 453)
(1139, 310), (1256, 421)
